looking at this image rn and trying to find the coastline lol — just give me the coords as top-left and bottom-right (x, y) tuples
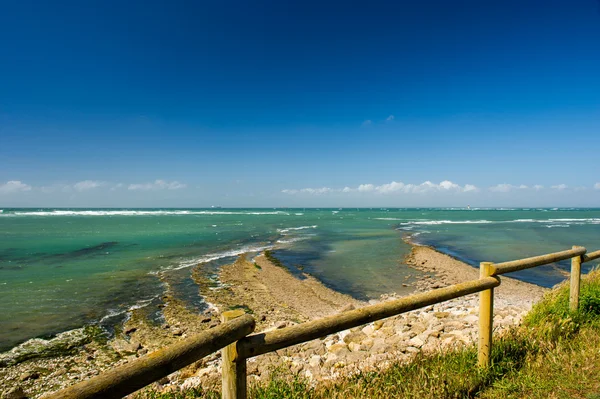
(402, 236), (548, 308)
(1, 239), (548, 398)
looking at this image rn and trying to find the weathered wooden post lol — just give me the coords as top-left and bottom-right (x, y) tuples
(222, 309), (248, 399)
(570, 245), (584, 312)
(478, 262), (495, 368)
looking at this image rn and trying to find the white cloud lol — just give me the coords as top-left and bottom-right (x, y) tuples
(375, 181), (406, 194)
(489, 184), (530, 193)
(594, 183), (600, 190)
(282, 187), (332, 195)
(73, 180), (105, 192)
(361, 120), (372, 127)
(533, 185), (544, 191)
(110, 183), (124, 191)
(300, 187), (332, 195)
(0, 180), (32, 194)
(386, 115), (395, 121)
(128, 180), (187, 191)
(283, 180), (478, 195)
(551, 184), (568, 190)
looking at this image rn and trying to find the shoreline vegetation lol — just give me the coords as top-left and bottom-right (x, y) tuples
(0, 238), (583, 399)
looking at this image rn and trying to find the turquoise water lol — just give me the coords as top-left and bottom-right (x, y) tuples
(1, 208), (600, 351)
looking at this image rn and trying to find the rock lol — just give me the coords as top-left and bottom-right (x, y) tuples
(2, 387), (27, 399)
(201, 317), (212, 323)
(274, 321), (288, 329)
(19, 371), (39, 381)
(172, 328), (184, 336)
(361, 325), (375, 336)
(308, 355), (322, 368)
(158, 377), (170, 385)
(181, 376), (202, 390)
(408, 336), (424, 348)
(343, 331), (367, 345)
(373, 320), (384, 330)
(124, 326), (137, 334)
(361, 338), (374, 349)
(348, 342), (365, 352)
(408, 322), (427, 335)
(328, 343), (347, 354)
(112, 339), (141, 354)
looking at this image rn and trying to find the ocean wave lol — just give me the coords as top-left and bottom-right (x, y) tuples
(393, 218), (600, 226)
(399, 220), (494, 225)
(514, 218), (600, 224)
(277, 225), (318, 234)
(160, 244), (274, 273)
(276, 237), (311, 244)
(4, 210), (290, 217)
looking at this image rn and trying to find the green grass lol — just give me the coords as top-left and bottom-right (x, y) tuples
(135, 269), (600, 399)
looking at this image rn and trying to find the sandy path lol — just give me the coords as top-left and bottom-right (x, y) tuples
(198, 254), (363, 331)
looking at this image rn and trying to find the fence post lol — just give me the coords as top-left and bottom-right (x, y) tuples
(221, 309), (248, 399)
(570, 245), (583, 312)
(478, 262), (495, 368)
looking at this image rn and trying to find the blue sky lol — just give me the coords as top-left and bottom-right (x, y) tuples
(1, 0), (599, 207)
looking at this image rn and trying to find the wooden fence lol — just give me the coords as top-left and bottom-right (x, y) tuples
(44, 246), (600, 399)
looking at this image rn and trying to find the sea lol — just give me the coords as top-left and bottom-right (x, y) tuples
(1, 207), (600, 352)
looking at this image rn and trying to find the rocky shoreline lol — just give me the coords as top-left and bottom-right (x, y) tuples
(1, 241), (547, 399)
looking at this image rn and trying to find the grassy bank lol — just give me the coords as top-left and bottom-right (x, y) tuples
(135, 269), (600, 399)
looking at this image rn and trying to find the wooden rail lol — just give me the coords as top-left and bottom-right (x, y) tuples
(583, 249), (600, 263)
(478, 245), (596, 366)
(237, 277), (500, 359)
(40, 245), (600, 399)
(43, 314), (255, 399)
(490, 247), (586, 275)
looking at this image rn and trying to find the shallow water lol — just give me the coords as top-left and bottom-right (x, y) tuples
(1, 207), (599, 351)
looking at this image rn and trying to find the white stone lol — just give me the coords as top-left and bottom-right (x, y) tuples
(362, 325), (375, 336)
(181, 376), (202, 390)
(309, 355), (322, 368)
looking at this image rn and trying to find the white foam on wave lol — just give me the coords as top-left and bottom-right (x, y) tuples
(6, 210), (290, 217)
(399, 220), (494, 225)
(514, 218), (600, 225)
(99, 294), (162, 323)
(276, 237), (311, 244)
(393, 218), (600, 227)
(160, 244), (274, 273)
(277, 225), (318, 234)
